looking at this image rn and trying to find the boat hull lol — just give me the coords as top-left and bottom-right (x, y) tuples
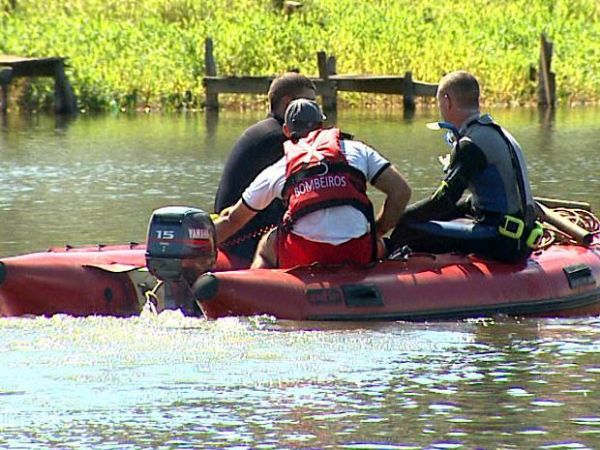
(0, 244), (244, 317)
(196, 244), (600, 321)
(2, 241), (599, 321)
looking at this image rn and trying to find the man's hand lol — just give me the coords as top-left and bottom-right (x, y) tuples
(214, 200), (257, 245)
(438, 153), (451, 172)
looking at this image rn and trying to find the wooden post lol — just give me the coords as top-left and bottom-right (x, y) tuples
(402, 71), (416, 111)
(0, 67), (12, 113)
(204, 37), (218, 110)
(205, 104), (219, 148)
(326, 55), (336, 76)
(0, 85), (7, 113)
(317, 51), (337, 111)
(53, 60), (77, 115)
(538, 33), (555, 107)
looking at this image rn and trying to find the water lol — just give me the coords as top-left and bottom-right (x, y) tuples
(2, 315), (600, 449)
(1, 107), (599, 254)
(1, 107), (600, 448)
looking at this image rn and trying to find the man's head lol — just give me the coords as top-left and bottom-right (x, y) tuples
(436, 71), (480, 125)
(283, 99), (326, 141)
(268, 72), (317, 119)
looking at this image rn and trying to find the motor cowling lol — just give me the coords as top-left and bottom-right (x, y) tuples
(146, 206), (216, 284)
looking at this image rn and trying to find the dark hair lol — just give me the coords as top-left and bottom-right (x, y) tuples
(438, 71), (480, 110)
(268, 72), (316, 112)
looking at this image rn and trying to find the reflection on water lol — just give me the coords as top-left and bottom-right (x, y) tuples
(1, 314), (600, 448)
(1, 108), (600, 448)
(1, 107), (600, 255)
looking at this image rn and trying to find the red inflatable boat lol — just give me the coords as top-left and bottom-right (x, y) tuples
(0, 205), (599, 321)
(0, 242), (246, 317)
(195, 242), (600, 321)
(1, 239), (598, 321)
(0, 243), (148, 317)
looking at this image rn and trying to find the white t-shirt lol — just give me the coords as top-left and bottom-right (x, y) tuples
(242, 138), (390, 244)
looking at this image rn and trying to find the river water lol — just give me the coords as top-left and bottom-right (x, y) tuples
(1, 108), (600, 449)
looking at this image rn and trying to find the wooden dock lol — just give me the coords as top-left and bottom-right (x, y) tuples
(204, 33), (557, 111)
(1, 33), (555, 114)
(202, 38), (438, 112)
(0, 55), (77, 114)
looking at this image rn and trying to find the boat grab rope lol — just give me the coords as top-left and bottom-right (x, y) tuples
(539, 208), (600, 249)
(220, 224), (276, 248)
(143, 279), (163, 312)
(219, 209), (600, 253)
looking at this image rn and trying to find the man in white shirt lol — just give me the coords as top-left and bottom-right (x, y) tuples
(214, 99), (411, 268)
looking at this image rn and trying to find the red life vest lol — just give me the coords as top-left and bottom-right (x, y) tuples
(281, 128), (374, 230)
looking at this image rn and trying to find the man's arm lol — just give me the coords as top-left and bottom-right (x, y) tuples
(214, 199), (257, 245)
(399, 139), (487, 223)
(371, 165), (411, 237)
(215, 153), (286, 245)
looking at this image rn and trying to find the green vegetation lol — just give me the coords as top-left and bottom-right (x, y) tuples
(1, 0), (599, 111)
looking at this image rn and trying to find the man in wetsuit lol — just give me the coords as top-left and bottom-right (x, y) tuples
(214, 73), (317, 261)
(388, 71), (540, 262)
(214, 99), (411, 268)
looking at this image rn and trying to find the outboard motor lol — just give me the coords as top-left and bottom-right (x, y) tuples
(146, 206), (216, 314)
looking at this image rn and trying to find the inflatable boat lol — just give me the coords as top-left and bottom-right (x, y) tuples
(0, 241), (245, 317)
(0, 205), (599, 321)
(195, 243), (600, 320)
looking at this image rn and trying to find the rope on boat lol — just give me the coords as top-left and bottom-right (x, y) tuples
(220, 224), (276, 248)
(217, 209), (600, 252)
(213, 203), (599, 253)
(143, 279), (164, 313)
(538, 208), (600, 249)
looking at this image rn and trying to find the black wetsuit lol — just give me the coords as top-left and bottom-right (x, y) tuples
(214, 114), (286, 260)
(389, 115), (534, 263)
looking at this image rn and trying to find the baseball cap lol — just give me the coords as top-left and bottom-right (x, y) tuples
(284, 99), (326, 139)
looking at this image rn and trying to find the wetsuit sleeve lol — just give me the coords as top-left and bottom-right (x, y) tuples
(214, 117), (286, 213)
(440, 139), (487, 203)
(401, 139), (487, 222)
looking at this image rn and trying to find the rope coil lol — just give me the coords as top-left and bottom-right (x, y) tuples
(538, 208), (600, 249)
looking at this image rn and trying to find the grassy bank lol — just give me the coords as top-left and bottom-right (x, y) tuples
(1, 0), (599, 111)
